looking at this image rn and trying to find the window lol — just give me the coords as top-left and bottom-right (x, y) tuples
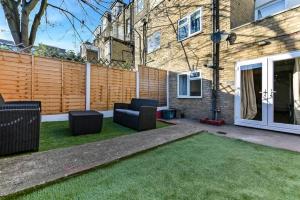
(256, 0), (285, 20)
(112, 6), (121, 18)
(178, 18), (189, 41)
(136, 0), (144, 13)
(147, 31), (161, 53)
(126, 18), (131, 35)
(190, 10), (201, 34)
(178, 8), (202, 41)
(177, 71), (202, 98)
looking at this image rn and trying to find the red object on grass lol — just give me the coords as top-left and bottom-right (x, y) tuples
(200, 118), (225, 126)
(156, 111), (162, 119)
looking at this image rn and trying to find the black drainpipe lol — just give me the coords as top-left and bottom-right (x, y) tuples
(142, 20), (147, 65)
(212, 0), (220, 120)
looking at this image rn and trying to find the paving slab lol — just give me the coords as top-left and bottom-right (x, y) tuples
(0, 123), (202, 197)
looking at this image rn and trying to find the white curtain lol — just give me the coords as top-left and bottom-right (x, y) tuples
(294, 58), (300, 125)
(241, 70), (257, 120)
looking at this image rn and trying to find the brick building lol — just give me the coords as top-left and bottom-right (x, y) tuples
(134, 0), (300, 134)
(82, 0), (134, 64)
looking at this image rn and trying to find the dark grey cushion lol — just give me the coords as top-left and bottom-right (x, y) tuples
(115, 109), (140, 116)
(0, 94), (5, 106)
(130, 98), (158, 111)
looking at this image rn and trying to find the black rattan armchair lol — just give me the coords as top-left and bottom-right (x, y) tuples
(0, 94), (41, 156)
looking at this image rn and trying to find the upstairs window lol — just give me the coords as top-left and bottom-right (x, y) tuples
(112, 6), (121, 18)
(190, 10), (201, 34)
(136, 0), (144, 13)
(256, 0), (285, 20)
(177, 71), (202, 98)
(178, 18), (189, 41)
(147, 31), (161, 53)
(126, 18), (131, 35)
(178, 8), (202, 41)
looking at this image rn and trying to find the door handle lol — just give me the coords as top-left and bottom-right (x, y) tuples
(269, 89), (277, 98)
(259, 89), (268, 99)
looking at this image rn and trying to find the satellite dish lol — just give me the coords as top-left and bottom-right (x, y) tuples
(227, 33), (237, 45)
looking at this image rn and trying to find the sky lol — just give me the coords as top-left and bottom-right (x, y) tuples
(0, 0), (130, 52)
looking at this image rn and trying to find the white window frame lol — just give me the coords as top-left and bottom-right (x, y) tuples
(147, 31), (161, 53)
(136, 0), (144, 14)
(255, 0), (287, 20)
(126, 18), (131, 35)
(177, 71), (203, 99)
(177, 7), (202, 41)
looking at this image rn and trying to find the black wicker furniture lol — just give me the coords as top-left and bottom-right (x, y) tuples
(69, 111), (103, 136)
(0, 94), (41, 156)
(113, 98), (158, 131)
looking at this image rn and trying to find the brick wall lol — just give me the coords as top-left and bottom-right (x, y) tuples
(134, 0), (231, 120)
(134, 0), (300, 123)
(111, 39), (133, 64)
(86, 50), (98, 62)
(219, 6), (300, 123)
(230, 0), (254, 28)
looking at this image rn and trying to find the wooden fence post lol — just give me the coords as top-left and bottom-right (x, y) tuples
(136, 67), (140, 98)
(85, 62), (91, 110)
(61, 60), (64, 112)
(167, 71), (169, 108)
(106, 67), (109, 110)
(31, 55), (34, 100)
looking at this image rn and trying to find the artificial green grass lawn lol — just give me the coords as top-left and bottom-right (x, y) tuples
(39, 118), (169, 151)
(9, 133), (300, 200)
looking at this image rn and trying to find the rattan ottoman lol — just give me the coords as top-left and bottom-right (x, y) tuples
(69, 111), (103, 136)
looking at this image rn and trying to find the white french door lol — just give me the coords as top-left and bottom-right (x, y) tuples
(235, 58), (268, 128)
(267, 52), (300, 134)
(235, 51), (300, 134)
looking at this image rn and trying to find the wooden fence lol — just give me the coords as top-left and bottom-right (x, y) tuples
(0, 50), (136, 114)
(90, 65), (136, 111)
(139, 65), (167, 106)
(0, 51), (168, 115)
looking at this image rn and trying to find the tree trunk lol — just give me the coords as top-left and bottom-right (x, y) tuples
(21, 10), (30, 47)
(0, 0), (47, 49)
(0, 0), (21, 44)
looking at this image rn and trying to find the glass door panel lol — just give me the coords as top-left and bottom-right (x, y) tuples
(268, 56), (300, 132)
(235, 59), (268, 127)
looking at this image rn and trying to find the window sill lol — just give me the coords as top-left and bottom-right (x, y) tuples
(177, 96), (202, 99)
(255, 4), (300, 21)
(136, 9), (144, 15)
(232, 5), (300, 30)
(178, 31), (203, 42)
(147, 48), (161, 55)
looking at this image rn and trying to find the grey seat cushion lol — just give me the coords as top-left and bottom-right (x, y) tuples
(115, 109), (140, 116)
(0, 94), (5, 106)
(130, 98), (158, 111)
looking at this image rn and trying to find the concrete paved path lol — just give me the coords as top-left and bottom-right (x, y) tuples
(0, 123), (202, 197)
(170, 119), (300, 153)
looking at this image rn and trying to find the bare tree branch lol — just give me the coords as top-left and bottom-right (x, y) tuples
(47, 3), (96, 37)
(1, 0), (110, 49)
(29, 0), (47, 45)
